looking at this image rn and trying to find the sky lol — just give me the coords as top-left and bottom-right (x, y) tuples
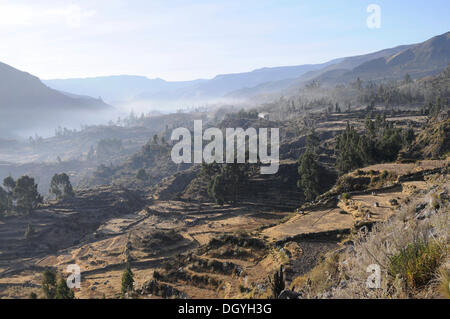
(0, 0), (449, 81)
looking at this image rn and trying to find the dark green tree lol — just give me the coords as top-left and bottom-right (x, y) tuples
(13, 176), (43, 215)
(207, 163), (248, 205)
(305, 130), (320, 152)
(0, 186), (7, 216)
(403, 73), (412, 84)
(403, 128), (415, 146)
(121, 264), (134, 297)
(55, 277), (75, 299)
(42, 269), (57, 299)
(136, 168), (148, 181)
(49, 173), (74, 200)
(335, 122), (364, 174)
(209, 173), (227, 205)
(24, 223), (35, 240)
(269, 265), (285, 299)
(3, 176), (15, 193)
(2, 177), (15, 213)
(297, 149), (321, 202)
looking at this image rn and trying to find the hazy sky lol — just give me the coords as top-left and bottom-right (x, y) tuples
(0, 0), (449, 81)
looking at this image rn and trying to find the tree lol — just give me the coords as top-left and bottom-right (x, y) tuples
(136, 168), (148, 181)
(42, 269), (74, 299)
(0, 186), (8, 216)
(269, 265), (285, 299)
(207, 163), (249, 205)
(13, 176), (43, 215)
(404, 73), (412, 84)
(336, 115), (407, 174)
(209, 173), (227, 205)
(335, 102), (341, 113)
(3, 176), (15, 193)
(50, 173), (74, 200)
(335, 122), (364, 174)
(298, 148), (322, 202)
(306, 130), (320, 152)
(24, 223), (35, 240)
(2, 177), (15, 213)
(55, 277), (75, 299)
(42, 269), (57, 299)
(121, 264), (134, 297)
(403, 128), (415, 146)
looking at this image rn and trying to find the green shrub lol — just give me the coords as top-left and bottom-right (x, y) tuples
(438, 267), (450, 298)
(388, 240), (444, 291)
(121, 265), (135, 297)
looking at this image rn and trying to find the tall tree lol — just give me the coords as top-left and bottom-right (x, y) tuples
(3, 176), (15, 193)
(298, 148), (322, 202)
(55, 277), (75, 299)
(50, 173), (74, 200)
(121, 264), (135, 297)
(13, 176), (43, 215)
(0, 186), (8, 215)
(42, 269), (57, 299)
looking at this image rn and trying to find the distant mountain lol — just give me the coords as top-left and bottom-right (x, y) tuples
(44, 76), (207, 104)
(45, 60), (343, 105)
(227, 44), (416, 99)
(229, 32), (450, 99)
(0, 62), (110, 137)
(0, 62), (108, 110)
(42, 31), (450, 107)
(299, 31), (450, 87)
(145, 60), (342, 100)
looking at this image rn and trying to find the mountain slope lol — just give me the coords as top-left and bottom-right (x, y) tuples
(154, 60), (342, 100)
(0, 62), (110, 137)
(44, 76), (207, 104)
(0, 62), (108, 111)
(45, 60), (343, 104)
(225, 44), (416, 99)
(228, 32), (450, 99)
(307, 31), (450, 86)
(42, 31), (450, 105)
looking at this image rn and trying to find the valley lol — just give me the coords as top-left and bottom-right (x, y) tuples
(0, 29), (449, 300)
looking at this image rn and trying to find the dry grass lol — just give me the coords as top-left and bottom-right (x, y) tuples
(293, 181), (449, 299)
(290, 252), (341, 297)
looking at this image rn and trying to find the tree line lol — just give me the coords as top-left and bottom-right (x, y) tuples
(0, 173), (74, 217)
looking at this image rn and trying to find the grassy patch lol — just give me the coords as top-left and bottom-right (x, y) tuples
(290, 253), (340, 295)
(388, 240), (445, 291)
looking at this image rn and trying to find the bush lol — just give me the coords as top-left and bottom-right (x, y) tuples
(438, 267), (450, 298)
(388, 240), (445, 291)
(292, 253), (340, 295)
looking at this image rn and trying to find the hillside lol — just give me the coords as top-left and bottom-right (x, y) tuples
(306, 32), (450, 86)
(0, 62), (108, 112)
(0, 62), (110, 137)
(45, 61), (342, 105)
(229, 32), (450, 100)
(44, 76), (207, 104)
